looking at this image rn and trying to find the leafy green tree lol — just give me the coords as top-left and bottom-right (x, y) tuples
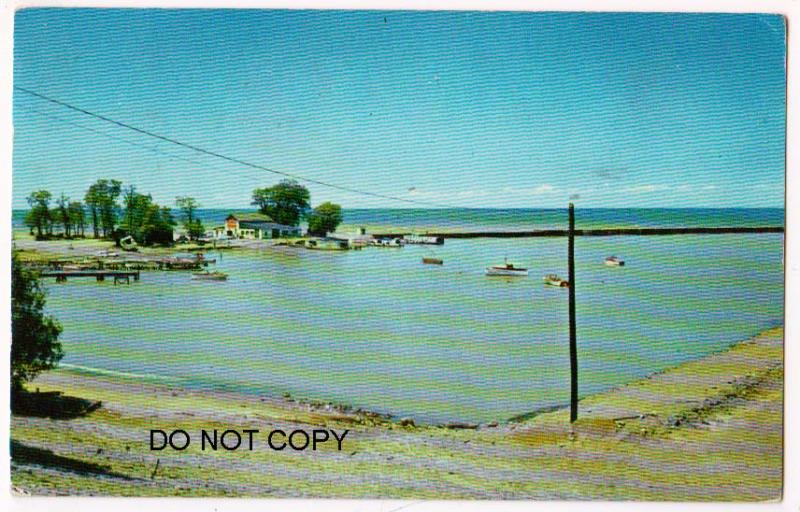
(307, 202), (343, 236)
(100, 180), (122, 238)
(123, 184), (138, 236)
(176, 196), (205, 240)
(187, 220), (205, 240)
(123, 189), (149, 240)
(85, 179), (121, 238)
(251, 180), (310, 227)
(68, 201), (86, 237)
(11, 251), (63, 392)
(140, 204), (176, 245)
(25, 190), (53, 238)
(120, 190), (175, 245)
(84, 179), (122, 238)
(56, 193), (72, 237)
(84, 184), (101, 238)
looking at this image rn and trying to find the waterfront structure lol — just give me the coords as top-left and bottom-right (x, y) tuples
(327, 227), (373, 248)
(211, 213), (301, 240)
(304, 238), (349, 250)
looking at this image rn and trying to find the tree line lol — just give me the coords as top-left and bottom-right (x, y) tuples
(24, 179), (205, 246)
(24, 177), (346, 245)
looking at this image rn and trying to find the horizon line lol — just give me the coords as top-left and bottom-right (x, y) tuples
(10, 205), (787, 211)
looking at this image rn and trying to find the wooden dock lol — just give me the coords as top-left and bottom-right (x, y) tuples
(40, 270), (141, 284)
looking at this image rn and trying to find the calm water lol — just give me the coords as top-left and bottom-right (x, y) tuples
(32, 209), (784, 424)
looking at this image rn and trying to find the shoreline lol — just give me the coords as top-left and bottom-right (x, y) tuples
(53, 319), (784, 428)
(11, 325), (784, 499)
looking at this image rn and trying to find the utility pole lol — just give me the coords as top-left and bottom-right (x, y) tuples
(568, 202), (578, 422)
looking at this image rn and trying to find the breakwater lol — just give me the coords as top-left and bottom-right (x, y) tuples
(374, 226), (784, 239)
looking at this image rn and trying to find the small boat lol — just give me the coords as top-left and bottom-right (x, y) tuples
(191, 271), (228, 281)
(604, 256), (625, 267)
(486, 259), (528, 277)
(371, 238), (403, 248)
(543, 274), (569, 287)
(422, 257), (443, 265)
(405, 235), (445, 245)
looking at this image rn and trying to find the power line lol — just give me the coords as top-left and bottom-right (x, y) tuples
(15, 86), (459, 209)
(18, 105), (213, 171)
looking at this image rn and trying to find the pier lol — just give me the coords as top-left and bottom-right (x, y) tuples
(374, 226), (784, 239)
(40, 270), (141, 284)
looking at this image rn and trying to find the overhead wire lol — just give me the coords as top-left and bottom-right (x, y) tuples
(15, 86), (460, 209)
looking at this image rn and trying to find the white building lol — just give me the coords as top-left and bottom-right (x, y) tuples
(211, 213), (301, 240)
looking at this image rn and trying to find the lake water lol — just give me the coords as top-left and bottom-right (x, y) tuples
(33, 208), (784, 424)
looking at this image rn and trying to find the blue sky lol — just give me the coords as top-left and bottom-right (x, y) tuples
(13, 9), (786, 209)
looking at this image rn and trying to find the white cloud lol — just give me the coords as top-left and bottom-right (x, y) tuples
(533, 184), (555, 194)
(623, 184), (668, 194)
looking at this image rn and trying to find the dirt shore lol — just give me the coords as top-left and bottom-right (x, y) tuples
(10, 326), (783, 499)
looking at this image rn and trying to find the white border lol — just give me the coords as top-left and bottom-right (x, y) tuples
(0, 1), (796, 511)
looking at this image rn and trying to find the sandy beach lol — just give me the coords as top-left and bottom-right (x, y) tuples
(11, 326), (783, 499)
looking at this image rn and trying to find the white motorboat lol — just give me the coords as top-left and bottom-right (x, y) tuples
(604, 256), (625, 266)
(191, 271), (228, 281)
(485, 260), (528, 277)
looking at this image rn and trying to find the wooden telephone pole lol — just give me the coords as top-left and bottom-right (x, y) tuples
(568, 203), (578, 422)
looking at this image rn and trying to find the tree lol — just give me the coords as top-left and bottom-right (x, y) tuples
(100, 179), (122, 238)
(56, 193), (72, 237)
(122, 189), (149, 241)
(307, 202), (343, 236)
(68, 201), (86, 237)
(11, 251), (63, 392)
(25, 190), (53, 238)
(84, 180), (122, 238)
(140, 204), (176, 245)
(85, 179), (121, 238)
(123, 184), (138, 236)
(251, 180), (310, 227)
(84, 184), (101, 238)
(120, 190), (175, 245)
(176, 196), (205, 240)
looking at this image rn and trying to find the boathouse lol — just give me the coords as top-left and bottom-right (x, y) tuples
(212, 213), (301, 240)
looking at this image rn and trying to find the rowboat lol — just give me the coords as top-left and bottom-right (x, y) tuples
(543, 274), (569, 287)
(191, 271), (228, 281)
(604, 256), (625, 266)
(422, 257), (443, 265)
(486, 260), (528, 277)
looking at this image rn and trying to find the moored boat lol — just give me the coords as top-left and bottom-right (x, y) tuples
(486, 260), (528, 276)
(422, 257), (443, 265)
(543, 274), (569, 287)
(405, 235), (445, 245)
(605, 256), (625, 266)
(191, 271), (228, 281)
(370, 238), (404, 248)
